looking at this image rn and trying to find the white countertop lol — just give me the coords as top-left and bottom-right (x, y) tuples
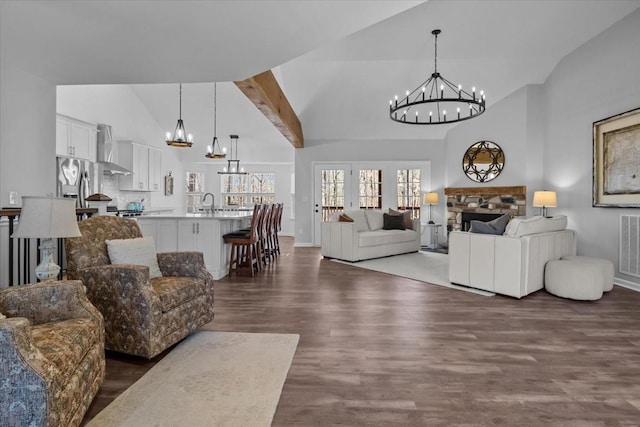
(137, 212), (252, 220)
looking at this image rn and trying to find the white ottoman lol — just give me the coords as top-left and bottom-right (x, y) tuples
(545, 260), (604, 300)
(562, 255), (614, 292)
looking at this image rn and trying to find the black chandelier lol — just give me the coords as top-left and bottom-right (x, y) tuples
(205, 83), (227, 159)
(166, 83), (194, 147)
(389, 29), (486, 125)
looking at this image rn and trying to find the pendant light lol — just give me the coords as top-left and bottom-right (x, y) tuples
(218, 135), (247, 175)
(205, 83), (227, 159)
(165, 83), (194, 147)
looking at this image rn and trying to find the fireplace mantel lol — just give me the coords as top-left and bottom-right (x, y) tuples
(444, 186), (527, 231)
(444, 186), (526, 196)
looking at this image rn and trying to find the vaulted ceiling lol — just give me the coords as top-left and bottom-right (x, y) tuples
(3, 0), (639, 162)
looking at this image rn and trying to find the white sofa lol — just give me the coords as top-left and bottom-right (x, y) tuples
(321, 209), (420, 262)
(449, 215), (576, 298)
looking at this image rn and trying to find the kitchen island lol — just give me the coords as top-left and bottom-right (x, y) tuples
(136, 212), (251, 280)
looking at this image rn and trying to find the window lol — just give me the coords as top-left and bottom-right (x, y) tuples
(320, 169), (345, 221)
(397, 169), (421, 219)
(185, 171), (205, 213)
(359, 169), (382, 209)
(221, 172), (275, 206)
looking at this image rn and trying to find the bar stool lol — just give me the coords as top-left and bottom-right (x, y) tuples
(223, 204), (261, 276)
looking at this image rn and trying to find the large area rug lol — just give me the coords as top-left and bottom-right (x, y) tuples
(88, 331), (300, 427)
(333, 251), (494, 297)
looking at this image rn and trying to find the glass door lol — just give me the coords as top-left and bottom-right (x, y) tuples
(313, 163), (352, 246)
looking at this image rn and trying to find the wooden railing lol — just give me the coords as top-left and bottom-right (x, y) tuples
(0, 208), (98, 286)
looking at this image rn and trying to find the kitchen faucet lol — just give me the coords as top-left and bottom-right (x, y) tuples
(202, 193), (214, 214)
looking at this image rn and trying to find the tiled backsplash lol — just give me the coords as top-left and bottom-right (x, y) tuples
(102, 175), (148, 209)
(444, 186), (527, 231)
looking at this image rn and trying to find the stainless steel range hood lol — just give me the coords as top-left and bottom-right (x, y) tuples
(97, 124), (132, 175)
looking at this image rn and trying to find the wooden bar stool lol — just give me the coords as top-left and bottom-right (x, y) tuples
(223, 204), (261, 276)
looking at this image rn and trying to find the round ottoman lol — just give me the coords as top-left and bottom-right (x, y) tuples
(545, 259), (604, 300)
(562, 255), (614, 292)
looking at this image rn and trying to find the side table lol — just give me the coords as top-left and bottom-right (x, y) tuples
(421, 222), (442, 250)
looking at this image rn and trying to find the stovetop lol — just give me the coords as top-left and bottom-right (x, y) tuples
(106, 206), (143, 217)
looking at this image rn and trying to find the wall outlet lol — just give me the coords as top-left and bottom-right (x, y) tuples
(9, 191), (18, 205)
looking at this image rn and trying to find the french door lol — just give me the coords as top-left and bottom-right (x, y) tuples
(313, 164), (352, 246)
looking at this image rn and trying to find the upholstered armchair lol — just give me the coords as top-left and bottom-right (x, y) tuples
(64, 215), (214, 359)
(0, 280), (105, 427)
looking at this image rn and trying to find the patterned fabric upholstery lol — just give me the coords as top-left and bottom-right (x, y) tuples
(0, 280), (105, 427)
(65, 215), (214, 359)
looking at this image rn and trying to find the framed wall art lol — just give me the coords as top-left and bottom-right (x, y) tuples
(164, 173), (174, 196)
(593, 107), (640, 207)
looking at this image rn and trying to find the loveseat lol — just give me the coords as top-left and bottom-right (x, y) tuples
(0, 280), (105, 427)
(321, 209), (420, 262)
(449, 215), (576, 298)
(65, 216), (215, 359)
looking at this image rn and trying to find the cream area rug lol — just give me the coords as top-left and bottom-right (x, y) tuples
(332, 251), (494, 297)
(88, 331), (300, 427)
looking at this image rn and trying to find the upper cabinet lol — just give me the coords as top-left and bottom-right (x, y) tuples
(55, 114), (97, 162)
(148, 148), (162, 192)
(118, 140), (162, 192)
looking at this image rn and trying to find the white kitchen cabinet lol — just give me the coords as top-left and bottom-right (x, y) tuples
(177, 219), (217, 268)
(155, 219), (178, 252)
(118, 141), (162, 192)
(148, 148), (162, 192)
(136, 218), (178, 253)
(56, 114), (97, 162)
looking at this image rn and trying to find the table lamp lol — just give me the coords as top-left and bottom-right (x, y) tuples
(423, 192), (439, 224)
(11, 196), (81, 281)
(532, 191), (557, 217)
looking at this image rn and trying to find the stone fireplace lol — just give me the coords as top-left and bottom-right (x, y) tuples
(444, 186), (527, 231)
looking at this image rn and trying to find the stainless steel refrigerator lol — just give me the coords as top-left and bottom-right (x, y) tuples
(56, 157), (96, 208)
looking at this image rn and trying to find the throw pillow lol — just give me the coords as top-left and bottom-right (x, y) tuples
(343, 210), (370, 232)
(106, 237), (162, 279)
(0, 311), (5, 319)
(364, 210), (385, 231)
(469, 214), (511, 235)
(469, 220), (502, 235)
(388, 208), (413, 230)
(338, 213), (354, 222)
(382, 213), (406, 230)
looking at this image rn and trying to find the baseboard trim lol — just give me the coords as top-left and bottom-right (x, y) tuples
(293, 242), (314, 248)
(614, 277), (640, 292)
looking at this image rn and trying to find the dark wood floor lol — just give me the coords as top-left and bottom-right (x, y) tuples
(83, 237), (640, 426)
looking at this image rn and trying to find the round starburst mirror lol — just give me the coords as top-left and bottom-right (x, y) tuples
(462, 141), (505, 183)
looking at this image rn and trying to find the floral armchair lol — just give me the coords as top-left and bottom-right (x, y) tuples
(0, 280), (105, 427)
(64, 215), (214, 359)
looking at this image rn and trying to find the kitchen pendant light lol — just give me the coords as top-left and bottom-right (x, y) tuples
(389, 29), (486, 125)
(165, 83), (194, 147)
(205, 83), (227, 159)
(218, 135), (247, 175)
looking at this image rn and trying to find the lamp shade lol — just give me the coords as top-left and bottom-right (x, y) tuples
(532, 191), (557, 208)
(423, 192), (439, 205)
(12, 196), (81, 239)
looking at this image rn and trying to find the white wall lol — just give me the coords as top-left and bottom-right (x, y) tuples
(294, 139), (446, 246)
(56, 85), (184, 209)
(444, 85), (545, 209)
(543, 8), (640, 285)
(0, 63), (57, 206)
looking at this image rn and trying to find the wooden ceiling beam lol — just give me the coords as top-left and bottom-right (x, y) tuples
(234, 70), (304, 149)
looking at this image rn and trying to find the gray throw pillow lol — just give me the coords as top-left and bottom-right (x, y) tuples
(469, 214), (510, 235)
(383, 213), (406, 230)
